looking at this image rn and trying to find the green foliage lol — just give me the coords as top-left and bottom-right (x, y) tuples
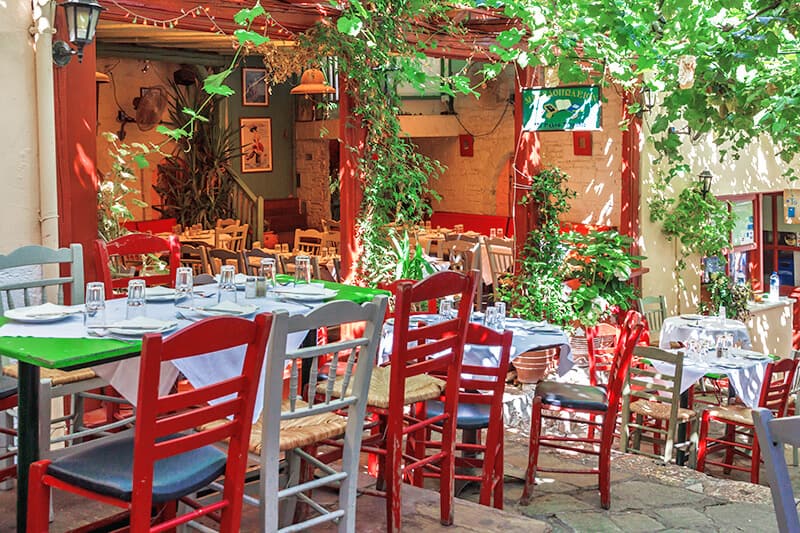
(151, 78), (239, 229)
(561, 230), (643, 326)
(97, 132), (155, 241)
(649, 179), (735, 280)
(373, 230), (436, 284)
(699, 272), (753, 321)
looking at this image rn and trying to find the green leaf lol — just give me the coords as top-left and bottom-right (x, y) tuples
(132, 154), (150, 169)
(156, 125), (190, 141)
(337, 16), (363, 37)
(181, 107), (210, 123)
(234, 4), (266, 26)
(202, 69), (235, 97)
(234, 29), (270, 47)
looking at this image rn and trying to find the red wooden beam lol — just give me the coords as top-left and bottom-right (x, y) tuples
(512, 66), (541, 264)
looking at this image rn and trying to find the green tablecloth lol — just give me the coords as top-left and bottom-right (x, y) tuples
(0, 280), (389, 370)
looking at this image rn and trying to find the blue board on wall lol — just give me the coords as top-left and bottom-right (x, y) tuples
(521, 86), (601, 131)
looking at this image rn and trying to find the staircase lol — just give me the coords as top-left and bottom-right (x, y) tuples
(229, 176), (308, 246)
(230, 175), (264, 244)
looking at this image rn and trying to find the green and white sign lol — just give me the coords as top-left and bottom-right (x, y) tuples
(522, 86), (601, 131)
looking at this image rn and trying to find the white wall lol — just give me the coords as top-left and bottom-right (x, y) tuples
(0, 2), (41, 252)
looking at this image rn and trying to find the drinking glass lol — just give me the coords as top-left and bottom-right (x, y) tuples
(497, 228), (504, 239)
(484, 305), (499, 330)
(295, 256), (311, 285)
(260, 258), (277, 289)
(489, 228), (497, 238)
(495, 301), (506, 330)
(439, 298), (454, 319)
(84, 282), (106, 327)
(217, 265), (238, 304)
(175, 267), (194, 308)
(281, 243), (290, 253)
(126, 279), (146, 320)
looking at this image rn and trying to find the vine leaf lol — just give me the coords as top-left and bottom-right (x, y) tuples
(234, 3), (266, 25)
(234, 29), (270, 47)
(181, 107), (209, 123)
(203, 70), (235, 97)
(156, 125), (190, 141)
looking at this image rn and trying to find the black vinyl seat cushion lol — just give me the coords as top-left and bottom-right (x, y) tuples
(425, 399), (491, 430)
(47, 434), (226, 503)
(0, 375), (17, 401)
(535, 381), (608, 412)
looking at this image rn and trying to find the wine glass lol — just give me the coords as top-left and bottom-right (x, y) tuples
(295, 256), (311, 285)
(126, 280), (146, 320)
(84, 282), (105, 327)
(175, 267), (194, 308)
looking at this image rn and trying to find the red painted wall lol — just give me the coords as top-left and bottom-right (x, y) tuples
(54, 13), (100, 282)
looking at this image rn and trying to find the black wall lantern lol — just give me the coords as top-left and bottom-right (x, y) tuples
(52, 0), (105, 67)
(640, 86), (656, 115)
(698, 169), (714, 197)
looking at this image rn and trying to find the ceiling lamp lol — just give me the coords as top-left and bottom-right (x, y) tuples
(52, 0), (105, 67)
(290, 69), (336, 95)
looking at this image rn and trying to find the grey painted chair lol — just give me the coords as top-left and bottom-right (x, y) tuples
(0, 244), (133, 465)
(258, 295), (388, 532)
(752, 408), (800, 533)
(621, 346), (698, 465)
(637, 295), (668, 346)
(785, 349), (800, 465)
(483, 236), (514, 303)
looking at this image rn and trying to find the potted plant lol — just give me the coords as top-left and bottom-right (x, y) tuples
(699, 272), (753, 321)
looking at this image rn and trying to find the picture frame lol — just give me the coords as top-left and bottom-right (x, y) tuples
(240, 118), (272, 173)
(242, 68), (269, 106)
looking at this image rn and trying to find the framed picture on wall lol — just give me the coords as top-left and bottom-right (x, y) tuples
(242, 68), (269, 106)
(240, 118), (272, 173)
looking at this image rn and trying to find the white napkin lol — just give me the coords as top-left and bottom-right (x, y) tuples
(146, 286), (176, 297)
(13, 302), (83, 317)
(272, 284), (336, 297)
(203, 301), (250, 313)
(107, 316), (177, 329)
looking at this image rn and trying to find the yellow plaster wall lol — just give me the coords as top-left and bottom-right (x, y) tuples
(0, 2), (41, 251)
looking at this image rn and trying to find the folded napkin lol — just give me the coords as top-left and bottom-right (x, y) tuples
(202, 301), (251, 313)
(16, 302), (83, 317)
(272, 284), (336, 297)
(146, 286), (175, 297)
(107, 316), (177, 329)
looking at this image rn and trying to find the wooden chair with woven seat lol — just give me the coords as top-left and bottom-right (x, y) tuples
(255, 296), (388, 532)
(521, 310), (644, 509)
(180, 243), (209, 276)
(244, 248), (282, 275)
(0, 244), (131, 459)
(294, 229), (324, 255)
(443, 240), (482, 311)
(94, 233), (181, 299)
(752, 409), (800, 532)
(359, 270), (478, 531)
(697, 357), (798, 484)
(620, 346), (698, 465)
(27, 313), (273, 533)
(207, 248), (246, 276)
(637, 295), (668, 346)
(412, 323), (513, 509)
(482, 236), (514, 302)
(215, 223), (249, 252)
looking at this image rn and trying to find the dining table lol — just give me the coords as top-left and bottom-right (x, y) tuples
(659, 315), (752, 351)
(379, 313), (573, 376)
(0, 275), (388, 531)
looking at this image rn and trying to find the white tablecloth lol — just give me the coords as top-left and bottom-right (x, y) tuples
(659, 316), (751, 351)
(650, 349), (770, 409)
(379, 314), (572, 376)
(0, 289), (310, 421)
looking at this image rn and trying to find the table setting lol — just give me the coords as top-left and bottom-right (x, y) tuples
(659, 314), (752, 351)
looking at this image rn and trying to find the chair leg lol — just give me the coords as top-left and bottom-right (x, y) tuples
(696, 411), (710, 473)
(493, 435), (504, 510)
(751, 435), (761, 485)
(279, 450), (301, 528)
(27, 460), (52, 533)
(723, 424), (736, 474)
(793, 444), (799, 468)
(438, 416), (456, 526)
(520, 397), (542, 505)
(0, 409), (14, 490)
(688, 420), (699, 469)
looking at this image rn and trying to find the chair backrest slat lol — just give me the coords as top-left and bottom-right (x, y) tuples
(759, 358), (799, 416)
(94, 234), (180, 298)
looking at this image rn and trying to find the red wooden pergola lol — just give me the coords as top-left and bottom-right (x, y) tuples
(55, 1), (640, 281)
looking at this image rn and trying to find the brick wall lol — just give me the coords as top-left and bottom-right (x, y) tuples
(294, 138), (331, 229)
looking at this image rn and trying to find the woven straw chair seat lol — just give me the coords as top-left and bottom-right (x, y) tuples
(629, 399), (696, 421)
(317, 365), (446, 409)
(705, 404), (754, 425)
(202, 399), (348, 455)
(3, 364), (97, 385)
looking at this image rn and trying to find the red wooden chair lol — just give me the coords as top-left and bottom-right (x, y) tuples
(412, 323), (513, 509)
(521, 310), (644, 509)
(94, 233), (181, 299)
(696, 357), (798, 484)
(26, 314), (273, 533)
(361, 270), (478, 532)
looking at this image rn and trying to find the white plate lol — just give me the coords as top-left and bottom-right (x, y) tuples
(106, 319), (178, 337)
(4, 303), (82, 324)
(681, 314), (704, 321)
(145, 286), (177, 302)
(271, 286), (338, 302)
(195, 302), (259, 317)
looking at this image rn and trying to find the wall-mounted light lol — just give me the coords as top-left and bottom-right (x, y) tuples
(641, 86), (656, 115)
(698, 169), (714, 197)
(52, 0), (105, 67)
